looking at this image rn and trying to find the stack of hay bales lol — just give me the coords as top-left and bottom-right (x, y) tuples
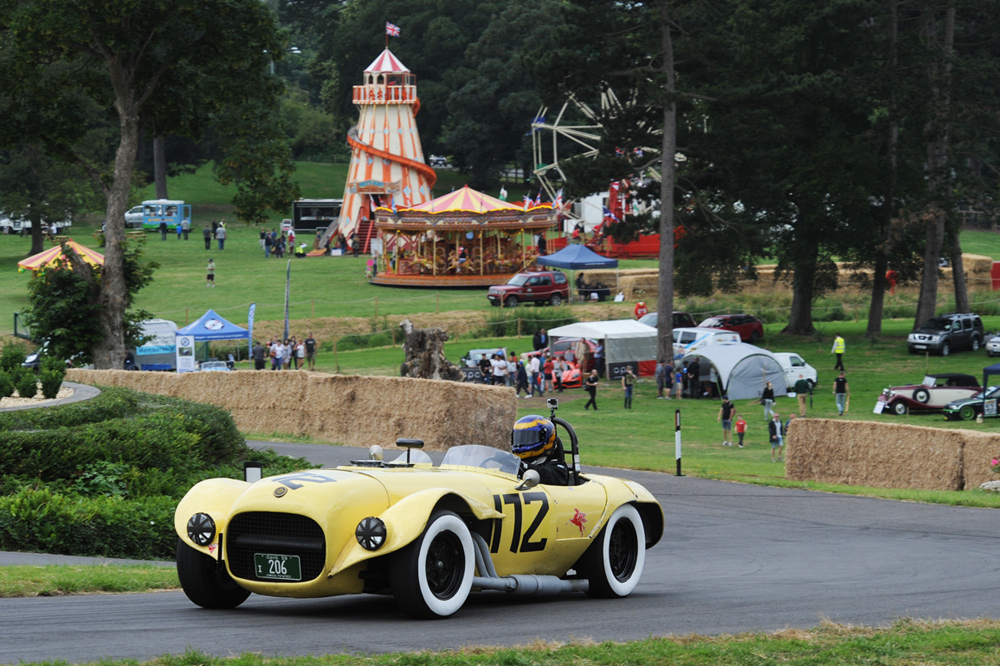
(67, 370), (517, 451)
(787, 418), (1000, 491)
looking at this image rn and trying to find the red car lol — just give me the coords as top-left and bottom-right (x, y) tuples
(698, 314), (764, 343)
(523, 337), (599, 387)
(486, 270), (569, 307)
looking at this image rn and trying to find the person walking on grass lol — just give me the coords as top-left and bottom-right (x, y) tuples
(584, 369), (599, 410)
(718, 395), (735, 446)
(206, 258), (215, 287)
(832, 332), (845, 371)
(794, 374), (810, 417)
(834, 370), (850, 416)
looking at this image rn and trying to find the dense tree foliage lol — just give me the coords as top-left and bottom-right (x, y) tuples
(0, 0), (287, 368)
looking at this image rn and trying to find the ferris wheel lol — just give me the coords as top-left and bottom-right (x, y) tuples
(530, 89), (665, 222)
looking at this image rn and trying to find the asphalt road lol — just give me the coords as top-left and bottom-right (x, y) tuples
(2, 441), (999, 664)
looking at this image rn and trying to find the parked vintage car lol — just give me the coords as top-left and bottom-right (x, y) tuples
(875, 373), (980, 415)
(943, 386), (1000, 421)
(486, 270), (569, 307)
(174, 412), (663, 618)
(773, 352), (818, 390)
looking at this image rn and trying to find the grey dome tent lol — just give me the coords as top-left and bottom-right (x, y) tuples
(685, 342), (787, 400)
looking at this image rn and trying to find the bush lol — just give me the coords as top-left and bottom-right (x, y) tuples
(471, 307), (577, 338)
(0, 385), (316, 559)
(39, 370), (63, 399)
(0, 372), (14, 399)
(15, 373), (37, 399)
(337, 330), (394, 351)
(0, 486), (178, 559)
(0, 342), (26, 371)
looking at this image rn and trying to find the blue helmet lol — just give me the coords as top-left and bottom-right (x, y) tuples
(511, 415), (556, 460)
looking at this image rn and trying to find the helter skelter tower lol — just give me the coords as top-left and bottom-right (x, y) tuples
(331, 49), (437, 252)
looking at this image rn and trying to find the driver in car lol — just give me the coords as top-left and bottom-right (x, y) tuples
(511, 415), (569, 485)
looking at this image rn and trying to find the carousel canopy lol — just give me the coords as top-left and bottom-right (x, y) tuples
(375, 185), (554, 232)
(17, 239), (104, 273)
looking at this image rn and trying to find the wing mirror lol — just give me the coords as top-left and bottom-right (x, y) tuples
(516, 469), (540, 490)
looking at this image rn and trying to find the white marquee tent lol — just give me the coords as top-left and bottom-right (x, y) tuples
(685, 342), (787, 400)
(547, 319), (658, 376)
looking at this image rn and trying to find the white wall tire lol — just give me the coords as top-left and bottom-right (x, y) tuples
(579, 503), (646, 598)
(391, 511), (474, 618)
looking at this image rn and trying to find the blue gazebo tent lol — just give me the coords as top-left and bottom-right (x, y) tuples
(177, 309), (249, 341)
(176, 309), (248, 368)
(536, 244), (618, 302)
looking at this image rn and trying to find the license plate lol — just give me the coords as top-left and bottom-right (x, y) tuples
(914, 345), (926, 350)
(254, 553), (301, 581)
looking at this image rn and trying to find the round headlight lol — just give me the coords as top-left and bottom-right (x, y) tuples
(355, 517), (387, 551)
(187, 513), (216, 546)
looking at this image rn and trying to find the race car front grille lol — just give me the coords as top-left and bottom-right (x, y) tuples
(226, 512), (326, 582)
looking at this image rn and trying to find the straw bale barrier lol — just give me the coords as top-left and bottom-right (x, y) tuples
(67, 370), (517, 451)
(786, 418), (1000, 491)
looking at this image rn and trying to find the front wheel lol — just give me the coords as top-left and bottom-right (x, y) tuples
(505, 296), (519, 308)
(892, 401), (908, 416)
(958, 404), (976, 421)
(176, 539), (250, 609)
(577, 504), (645, 598)
(941, 342), (951, 356)
(749, 330), (761, 343)
(550, 293), (562, 306)
(391, 511), (474, 619)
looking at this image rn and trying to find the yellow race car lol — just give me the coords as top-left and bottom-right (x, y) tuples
(174, 408), (663, 619)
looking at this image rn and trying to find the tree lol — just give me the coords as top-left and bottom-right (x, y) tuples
(536, 0), (680, 361)
(0, 0), (285, 369)
(23, 242), (157, 367)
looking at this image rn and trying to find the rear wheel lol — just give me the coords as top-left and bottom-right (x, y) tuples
(391, 511), (474, 619)
(176, 539), (250, 609)
(577, 504), (645, 598)
(550, 293), (562, 306)
(959, 404), (976, 421)
(505, 296), (519, 308)
(972, 336), (981, 352)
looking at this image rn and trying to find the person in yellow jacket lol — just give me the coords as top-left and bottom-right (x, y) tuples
(831, 333), (845, 371)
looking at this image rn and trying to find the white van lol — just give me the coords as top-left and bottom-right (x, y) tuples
(672, 327), (740, 358)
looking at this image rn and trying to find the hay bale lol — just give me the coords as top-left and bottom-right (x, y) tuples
(66, 369), (517, 451)
(957, 429), (1000, 489)
(619, 274), (660, 301)
(785, 419), (964, 491)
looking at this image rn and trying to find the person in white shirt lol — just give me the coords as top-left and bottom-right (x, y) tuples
(505, 355), (516, 387)
(528, 355), (543, 397)
(490, 354), (507, 386)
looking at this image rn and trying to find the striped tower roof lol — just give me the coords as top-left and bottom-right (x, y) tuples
(404, 185), (526, 214)
(365, 49), (409, 73)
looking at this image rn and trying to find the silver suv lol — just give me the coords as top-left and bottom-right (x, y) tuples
(907, 313), (984, 356)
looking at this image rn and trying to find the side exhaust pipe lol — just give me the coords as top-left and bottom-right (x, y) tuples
(470, 532), (589, 595)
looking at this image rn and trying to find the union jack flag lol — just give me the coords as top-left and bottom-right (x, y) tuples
(386, 22), (400, 37)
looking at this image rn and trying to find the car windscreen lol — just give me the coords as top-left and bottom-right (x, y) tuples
(918, 317), (952, 331)
(507, 275), (529, 286)
(440, 445), (520, 475)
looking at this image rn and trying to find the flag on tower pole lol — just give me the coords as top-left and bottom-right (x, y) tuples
(385, 22), (400, 47)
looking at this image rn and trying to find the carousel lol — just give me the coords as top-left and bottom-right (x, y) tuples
(370, 186), (557, 287)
